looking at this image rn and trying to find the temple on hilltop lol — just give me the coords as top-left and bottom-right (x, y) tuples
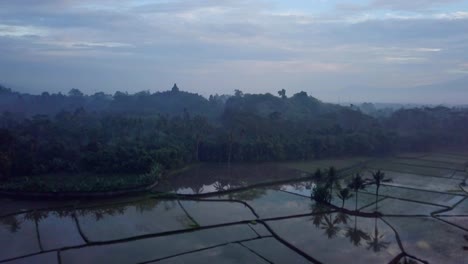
(171, 83), (179, 92)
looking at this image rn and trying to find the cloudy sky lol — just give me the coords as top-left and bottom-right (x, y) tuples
(1, 0), (468, 103)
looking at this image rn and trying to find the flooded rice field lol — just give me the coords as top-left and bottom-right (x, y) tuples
(0, 153), (467, 263)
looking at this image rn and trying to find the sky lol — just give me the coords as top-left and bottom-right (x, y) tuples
(1, 0), (468, 104)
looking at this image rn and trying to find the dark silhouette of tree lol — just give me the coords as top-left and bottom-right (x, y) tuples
(348, 173), (366, 211)
(234, 89), (243, 97)
(371, 170), (390, 211)
(278, 89), (287, 99)
(462, 168), (467, 186)
(68, 88), (84, 97)
(312, 183), (331, 204)
(326, 166), (339, 201)
(337, 187), (353, 208)
(313, 169), (322, 180)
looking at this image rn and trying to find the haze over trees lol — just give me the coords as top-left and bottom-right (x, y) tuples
(0, 84), (468, 179)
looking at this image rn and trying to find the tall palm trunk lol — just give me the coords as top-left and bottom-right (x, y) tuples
(355, 191), (358, 211)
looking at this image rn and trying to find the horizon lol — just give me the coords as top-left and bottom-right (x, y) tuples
(3, 82), (467, 107)
(1, 1), (468, 104)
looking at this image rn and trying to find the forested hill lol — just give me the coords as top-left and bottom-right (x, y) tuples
(0, 84), (220, 118)
(0, 83), (467, 179)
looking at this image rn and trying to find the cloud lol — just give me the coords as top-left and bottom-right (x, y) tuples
(338, 0), (465, 12)
(0, 24), (48, 37)
(369, 0), (464, 11)
(0, 0), (467, 103)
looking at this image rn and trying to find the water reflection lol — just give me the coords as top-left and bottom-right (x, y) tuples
(0, 199), (170, 233)
(225, 188), (267, 201)
(366, 218), (390, 252)
(398, 256), (421, 264)
(309, 204), (390, 253)
(154, 163), (308, 195)
(0, 215), (21, 233)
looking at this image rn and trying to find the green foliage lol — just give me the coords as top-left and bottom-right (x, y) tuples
(372, 170), (386, 191)
(337, 187), (353, 208)
(0, 171), (160, 193)
(314, 169), (323, 179)
(348, 173), (366, 193)
(312, 184), (331, 204)
(0, 85), (467, 192)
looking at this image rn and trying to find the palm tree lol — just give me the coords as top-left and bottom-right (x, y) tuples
(327, 166), (338, 199)
(314, 168), (322, 180)
(311, 183), (331, 204)
(462, 167), (467, 186)
(348, 173), (366, 211)
(337, 188), (353, 208)
(371, 170), (391, 212)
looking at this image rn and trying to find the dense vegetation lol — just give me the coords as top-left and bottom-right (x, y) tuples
(1, 84), (467, 186)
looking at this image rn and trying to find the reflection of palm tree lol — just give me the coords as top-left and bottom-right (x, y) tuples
(345, 215), (370, 247)
(310, 203), (328, 228)
(463, 234), (468, 251)
(311, 213), (325, 228)
(334, 212), (350, 225)
(0, 215), (21, 233)
(398, 256), (419, 264)
(193, 186), (204, 194)
(321, 214), (340, 239)
(213, 181), (225, 192)
(366, 218), (390, 252)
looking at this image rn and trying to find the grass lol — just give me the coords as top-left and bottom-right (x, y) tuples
(0, 173), (159, 193)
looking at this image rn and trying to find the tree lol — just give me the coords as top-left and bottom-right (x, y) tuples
(234, 89), (243, 97)
(314, 168), (322, 180)
(327, 166), (338, 201)
(68, 88), (84, 97)
(348, 173), (366, 211)
(462, 167), (468, 186)
(337, 188), (353, 208)
(192, 116), (210, 161)
(311, 183), (331, 204)
(278, 89), (287, 99)
(371, 170), (389, 211)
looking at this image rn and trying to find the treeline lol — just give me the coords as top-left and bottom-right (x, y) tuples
(0, 84), (467, 179)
